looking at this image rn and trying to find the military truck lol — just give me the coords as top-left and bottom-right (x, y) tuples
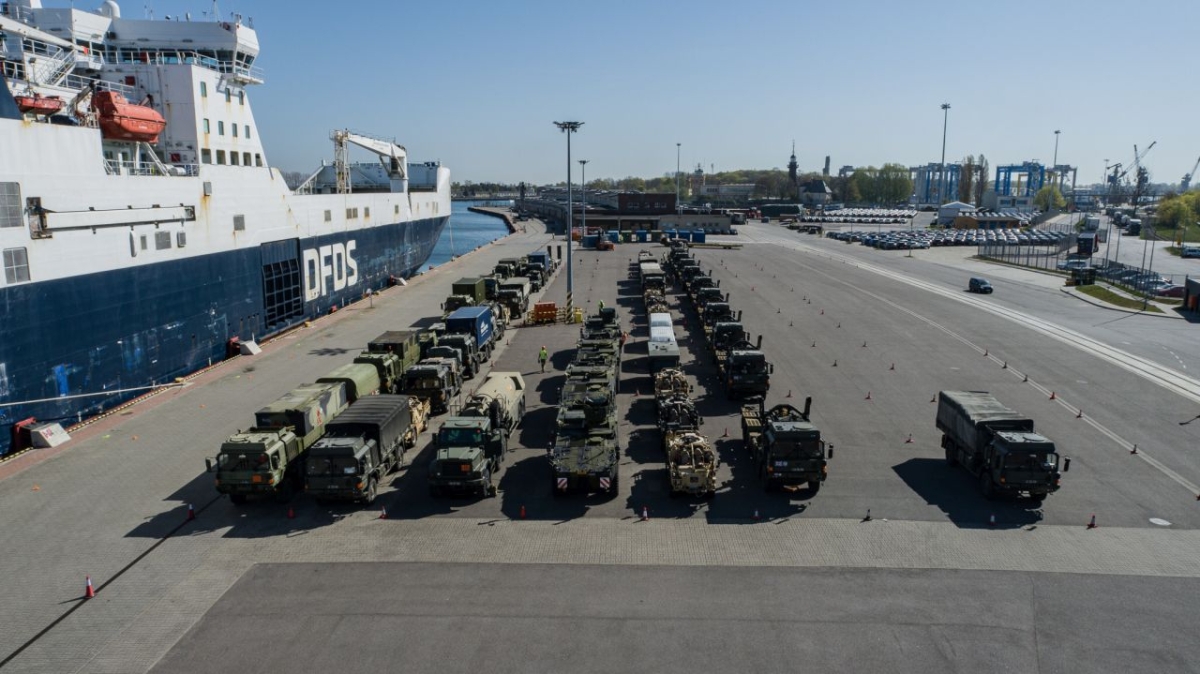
(317, 357), (403, 403)
(639, 261), (666, 289)
(207, 382), (349, 503)
(439, 332), (482, 380)
(452, 277), (487, 304)
(351, 351), (407, 393)
(653, 367), (691, 402)
(691, 286), (724, 310)
(717, 335), (771, 399)
(707, 321), (746, 354)
(459, 372), (526, 435)
(644, 288), (670, 315)
(741, 398), (832, 493)
(498, 277), (532, 315)
(580, 308), (622, 342)
(937, 390), (1068, 500)
(402, 359), (461, 413)
(367, 331), (422, 374)
(445, 305), (497, 361)
(688, 274), (718, 296)
(428, 419), (504, 498)
(663, 429), (717, 498)
(702, 303), (736, 327)
(304, 395), (414, 504)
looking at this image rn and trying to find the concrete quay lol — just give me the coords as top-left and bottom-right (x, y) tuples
(3, 220), (1200, 673)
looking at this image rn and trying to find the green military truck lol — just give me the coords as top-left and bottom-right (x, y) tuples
(402, 359), (461, 414)
(304, 395), (415, 504)
(427, 372), (526, 497)
(550, 359), (619, 496)
(207, 382), (349, 503)
(717, 335), (772, 399)
(741, 398), (833, 493)
(366, 331), (422, 374)
(937, 390), (1069, 500)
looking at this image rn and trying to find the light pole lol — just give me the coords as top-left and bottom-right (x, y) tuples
(939, 103), (950, 204)
(1052, 129), (1061, 196)
(676, 142), (682, 218)
(579, 159), (588, 242)
(554, 121), (583, 316)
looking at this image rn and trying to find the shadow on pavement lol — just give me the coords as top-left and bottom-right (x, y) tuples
(892, 457), (1045, 529)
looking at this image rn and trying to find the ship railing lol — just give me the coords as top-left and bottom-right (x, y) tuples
(112, 50), (265, 83)
(104, 160), (199, 178)
(61, 74), (135, 97)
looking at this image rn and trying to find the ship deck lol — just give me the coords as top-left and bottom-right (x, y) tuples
(2, 218), (1200, 673)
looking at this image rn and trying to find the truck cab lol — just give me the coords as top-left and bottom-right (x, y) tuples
(304, 436), (382, 504)
(725, 349), (772, 398)
(703, 303), (734, 326)
(742, 400), (831, 493)
(366, 331), (421, 374)
(428, 417), (504, 497)
(438, 333), (481, 379)
(710, 322), (746, 351)
(403, 360), (457, 413)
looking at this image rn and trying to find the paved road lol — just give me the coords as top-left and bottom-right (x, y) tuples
(3, 218), (1200, 672)
(151, 562), (1200, 674)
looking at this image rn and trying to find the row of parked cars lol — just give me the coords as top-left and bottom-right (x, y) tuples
(826, 228), (1070, 249)
(800, 208), (916, 225)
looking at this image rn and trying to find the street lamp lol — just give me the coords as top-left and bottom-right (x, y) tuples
(554, 121), (583, 314)
(676, 142), (682, 217)
(1052, 129), (1061, 196)
(939, 103), (950, 204)
(579, 159), (588, 244)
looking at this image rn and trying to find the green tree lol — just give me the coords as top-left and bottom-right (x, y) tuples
(975, 155), (990, 206)
(877, 163), (913, 205)
(1034, 185), (1066, 210)
(958, 155), (975, 204)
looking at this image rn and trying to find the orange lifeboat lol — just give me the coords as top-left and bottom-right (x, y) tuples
(15, 93), (64, 115)
(91, 91), (166, 143)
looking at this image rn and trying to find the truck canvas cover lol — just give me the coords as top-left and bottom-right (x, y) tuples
(937, 390), (1034, 450)
(323, 396), (412, 447)
(318, 362), (381, 402)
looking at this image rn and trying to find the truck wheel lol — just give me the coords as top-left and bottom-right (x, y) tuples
(808, 480), (821, 494)
(944, 445), (958, 468)
(364, 478), (377, 505)
(229, 494), (247, 505)
(980, 472), (996, 500)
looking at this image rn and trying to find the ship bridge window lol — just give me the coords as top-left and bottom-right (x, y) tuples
(233, 215), (246, 231)
(155, 231), (171, 250)
(238, 91), (245, 106)
(255, 154), (263, 167)
(324, 210), (332, 222)
(200, 81), (208, 97)
(3, 247), (30, 283)
(243, 152), (251, 166)
(232, 125), (238, 138)
(216, 150), (226, 165)
(225, 88), (231, 103)
(0, 183), (21, 229)
(230, 152), (239, 166)
(218, 121), (225, 136)
(245, 125), (252, 139)
(201, 149), (212, 164)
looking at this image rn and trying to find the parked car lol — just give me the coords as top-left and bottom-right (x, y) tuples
(968, 277), (994, 294)
(1155, 284), (1185, 298)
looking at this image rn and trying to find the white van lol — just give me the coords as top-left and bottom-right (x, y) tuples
(649, 312), (673, 330)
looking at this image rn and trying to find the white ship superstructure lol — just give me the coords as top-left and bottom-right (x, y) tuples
(0, 1), (451, 454)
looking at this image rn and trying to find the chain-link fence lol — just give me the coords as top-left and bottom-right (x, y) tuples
(980, 233), (1178, 297)
(978, 235), (1077, 272)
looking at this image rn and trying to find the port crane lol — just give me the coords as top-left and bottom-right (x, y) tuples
(1106, 141), (1156, 204)
(1181, 155), (1200, 192)
(331, 130), (409, 195)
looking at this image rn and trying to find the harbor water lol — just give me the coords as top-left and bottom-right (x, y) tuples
(422, 200), (514, 272)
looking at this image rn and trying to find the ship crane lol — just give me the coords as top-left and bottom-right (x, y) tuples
(330, 129), (408, 195)
(1182, 155), (1200, 192)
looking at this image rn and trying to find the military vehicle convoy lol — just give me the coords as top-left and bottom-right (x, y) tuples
(402, 359), (461, 413)
(937, 390), (1068, 500)
(428, 372), (526, 498)
(716, 335), (772, 399)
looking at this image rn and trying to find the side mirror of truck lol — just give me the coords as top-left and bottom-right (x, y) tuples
(768, 364), (775, 374)
(204, 458), (213, 473)
(1062, 457), (1071, 472)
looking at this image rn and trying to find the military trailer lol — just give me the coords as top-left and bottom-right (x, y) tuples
(304, 395), (414, 504)
(937, 390), (1068, 500)
(741, 398), (833, 493)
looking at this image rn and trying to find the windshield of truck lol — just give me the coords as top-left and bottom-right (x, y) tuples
(1003, 451), (1058, 472)
(407, 375), (440, 390)
(773, 439), (823, 459)
(439, 428), (484, 446)
(733, 357), (765, 374)
(218, 451), (271, 472)
(306, 455), (359, 477)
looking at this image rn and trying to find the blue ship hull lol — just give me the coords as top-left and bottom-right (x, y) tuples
(0, 215), (448, 455)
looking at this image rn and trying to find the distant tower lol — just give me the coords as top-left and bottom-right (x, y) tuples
(823, 156), (831, 177)
(787, 141), (799, 200)
(692, 163), (705, 195)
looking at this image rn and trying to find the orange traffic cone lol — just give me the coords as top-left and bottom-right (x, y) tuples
(989, 514), (996, 527)
(811, 341), (816, 347)
(786, 390), (793, 398)
(186, 503), (196, 522)
(1049, 391), (1057, 400)
(1130, 445), (1138, 455)
(520, 505), (527, 520)
(1076, 409), (1083, 419)
(865, 391), (872, 401)
(862, 341), (867, 348)
(379, 506), (388, 520)
(85, 576), (95, 599)
(820, 309), (824, 315)
(832, 359), (838, 367)
(722, 427), (729, 438)
(984, 349), (988, 357)
(1087, 514), (1097, 529)
(930, 395), (937, 403)
(904, 434), (913, 444)
(287, 505), (295, 520)
(753, 509), (761, 521)
(641, 506), (649, 521)
(1002, 361), (1008, 369)
(889, 363), (895, 371)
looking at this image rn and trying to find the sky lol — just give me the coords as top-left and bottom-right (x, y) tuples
(84, 0), (1200, 186)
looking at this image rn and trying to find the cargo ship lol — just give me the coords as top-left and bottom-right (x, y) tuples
(0, 1), (450, 454)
